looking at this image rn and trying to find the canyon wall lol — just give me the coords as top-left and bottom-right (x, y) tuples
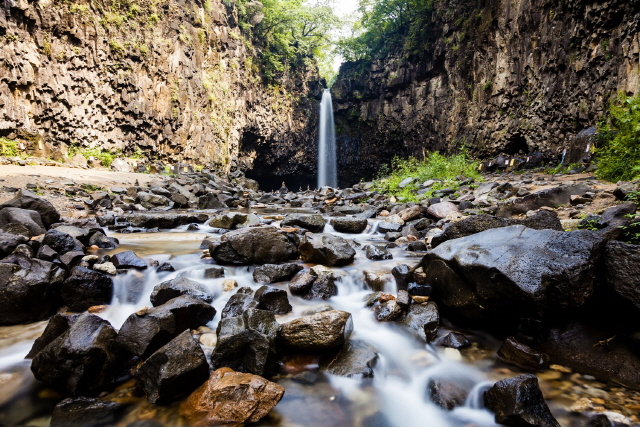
(332, 0), (640, 186)
(0, 0), (322, 185)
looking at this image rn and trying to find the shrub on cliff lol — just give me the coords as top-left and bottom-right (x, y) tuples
(374, 152), (481, 202)
(596, 93), (640, 182)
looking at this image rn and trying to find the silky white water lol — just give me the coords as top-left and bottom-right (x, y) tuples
(318, 89), (338, 188)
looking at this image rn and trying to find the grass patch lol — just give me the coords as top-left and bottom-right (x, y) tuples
(373, 152), (482, 202)
(544, 162), (582, 175)
(69, 146), (117, 167)
(0, 137), (24, 158)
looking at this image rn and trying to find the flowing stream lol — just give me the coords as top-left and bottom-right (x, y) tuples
(318, 89), (337, 188)
(0, 208), (596, 426)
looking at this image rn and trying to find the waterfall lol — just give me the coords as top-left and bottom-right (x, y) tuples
(317, 88), (337, 188)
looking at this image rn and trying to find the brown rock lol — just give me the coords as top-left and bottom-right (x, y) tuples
(279, 310), (353, 352)
(180, 367), (284, 425)
(427, 202), (459, 220)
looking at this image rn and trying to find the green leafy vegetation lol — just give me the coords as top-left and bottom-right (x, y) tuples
(373, 152), (482, 202)
(69, 146), (117, 167)
(0, 137), (26, 158)
(620, 213), (640, 245)
(545, 162), (582, 175)
(595, 93), (640, 182)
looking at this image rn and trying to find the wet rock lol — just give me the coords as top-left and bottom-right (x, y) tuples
(41, 229), (84, 255)
(398, 302), (440, 342)
(407, 241), (428, 251)
(27, 313), (81, 358)
(61, 267), (113, 312)
(51, 397), (125, 427)
(599, 202), (636, 228)
(289, 270), (336, 300)
(299, 233), (356, 266)
(421, 226), (605, 322)
(408, 282), (432, 296)
(134, 330), (209, 404)
(157, 262), (175, 273)
(93, 262), (116, 276)
(253, 263), (303, 283)
(329, 217), (368, 233)
(0, 229), (28, 257)
(431, 211), (563, 248)
(396, 290), (410, 309)
(538, 320), (640, 389)
(0, 207), (46, 236)
(117, 295), (216, 358)
(364, 245), (392, 260)
(378, 221), (402, 233)
(203, 266), (224, 278)
(427, 202), (459, 219)
(111, 250), (147, 269)
(209, 226), (298, 265)
(428, 378), (470, 410)
(150, 277), (214, 306)
(254, 285), (292, 314)
(180, 367), (284, 425)
(0, 189), (60, 228)
(208, 212), (260, 229)
(604, 241), (640, 310)
(121, 213), (210, 229)
(281, 213), (326, 232)
(0, 256), (66, 325)
(88, 231), (119, 249)
(280, 310), (353, 352)
(31, 314), (125, 396)
(391, 264), (410, 290)
(373, 299), (403, 321)
(439, 332), (470, 349)
(211, 309), (279, 376)
(319, 339), (378, 377)
(221, 287), (260, 319)
(364, 270), (392, 291)
(497, 336), (550, 371)
(484, 374), (560, 427)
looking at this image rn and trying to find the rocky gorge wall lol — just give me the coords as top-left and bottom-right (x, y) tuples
(0, 0), (322, 184)
(332, 0), (640, 186)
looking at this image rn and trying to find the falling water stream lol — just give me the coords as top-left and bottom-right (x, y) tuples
(0, 209), (609, 426)
(318, 89), (337, 188)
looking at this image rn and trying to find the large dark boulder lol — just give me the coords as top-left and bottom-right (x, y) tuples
(31, 314), (125, 396)
(134, 330), (209, 404)
(221, 287), (259, 319)
(254, 285), (292, 314)
(431, 211), (563, 248)
(538, 321), (640, 389)
(329, 217), (368, 233)
(0, 189), (60, 228)
(117, 295), (216, 358)
(484, 374), (560, 427)
(0, 207), (46, 236)
(111, 250), (147, 269)
(0, 229), (28, 257)
(61, 267), (113, 312)
(604, 240), (640, 311)
(421, 225), (606, 322)
(496, 184), (590, 217)
(281, 214), (326, 232)
(209, 227), (299, 265)
(0, 256), (66, 325)
(497, 337), (550, 371)
(279, 310), (353, 352)
(253, 263), (303, 283)
(51, 397), (125, 427)
(299, 233), (356, 266)
(211, 309), (279, 377)
(398, 302), (440, 342)
(319, 339), (378, 377)
(288, 268), (338, 300)
(150, 277), (213, 307)
(598, 201), (636, 228)
(27, 313), (81, 358)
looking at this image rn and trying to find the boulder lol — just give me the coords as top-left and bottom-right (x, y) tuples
(421, 226), (605, 322)
(599, 201), (637, 228)
(428, 378), (471, 410)
(88, 231), (119, 249)
(31, 314), (125, 396)
(319, 339), (378, 377)
(0, 189), (60, 228)
(61, 267), (113, 312)
(208, 212), (260, 229)
(137, 192), (173, 210)
(134, 330), (209, 404)
(398, 302), (440, 342)
(391, 264), (410, 290)
(253, 263), (303, 283)
(50, 397), (125, 427)
(398, 205), (423, 222)
(613, 181), (638, 201)
(0, 256), (66, 325)
(27, 313), (81, 359)
(0, 229), (28, 257)
(496, 184), (590, 217)
(604, 241), (640, 311)
(427, 202), (459, 219)
(111, 250), (147, 269)
(221, 287), (259, 319)
(484, 374), (560, 427)
(211, 309), (279, 376)
(288, 268), (338, 300)
(117, 295), (216, 358)
(329, 217), (368, 233)
(299, 233), (356, 266)
(254, 285), (292, 314)
(209, 227), (298, 265)
(431, 211), (564, 248)
(180, 367), (284, 425)
(438, 332), (470, 349)
(497, 336), (550, 371)
(280, 310), (353, 352)
(281, 214), (326, 232)
(364, 245), (392, 260)
(373, 299), (403, 321)
(0, 207), (46, 236)
(150, 277), (213, 307)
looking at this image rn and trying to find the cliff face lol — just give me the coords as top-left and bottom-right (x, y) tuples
(0, 0), (321, 180)
(332, 0), (640, 186)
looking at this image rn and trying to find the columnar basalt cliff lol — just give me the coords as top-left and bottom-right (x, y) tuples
(0, 0), (322, 178)
(332, 0), (640, 186)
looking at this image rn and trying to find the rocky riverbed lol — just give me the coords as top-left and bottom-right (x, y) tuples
(0, 165), (639, 427)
